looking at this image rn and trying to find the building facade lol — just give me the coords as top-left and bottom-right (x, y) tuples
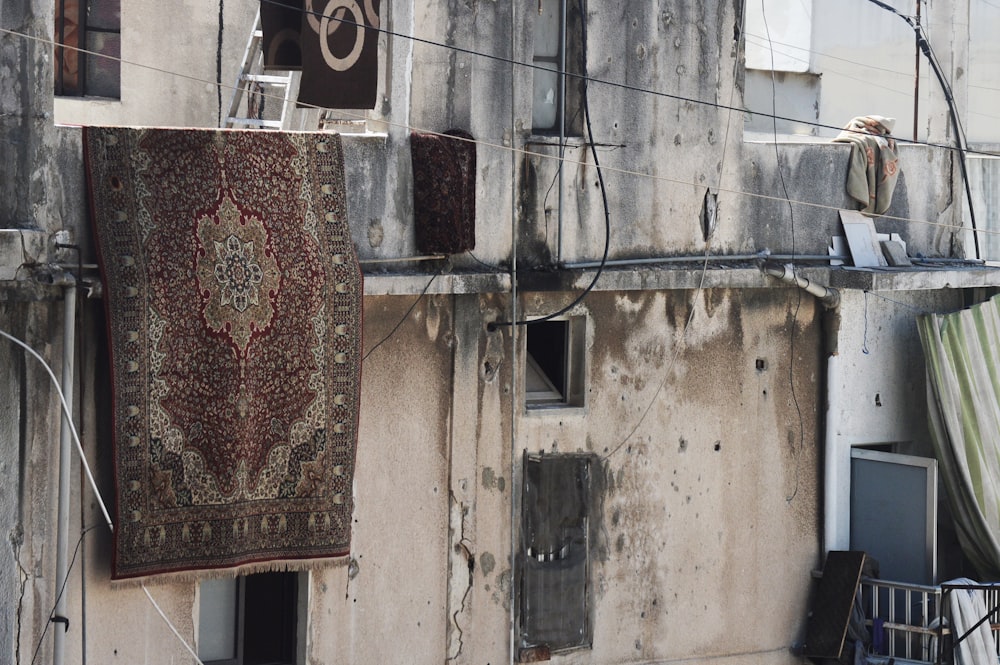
(2, 0), (999, 663)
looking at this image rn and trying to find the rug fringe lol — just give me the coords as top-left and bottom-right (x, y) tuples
(111, 556), (350, 589)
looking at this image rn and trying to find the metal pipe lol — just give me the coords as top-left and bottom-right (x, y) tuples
(53, 283), (76, 665)
(822, 310), (848, 557)
(762, 263), (840, 308)
(913, 0), (921, 143)
(507, 2), (519, 662)
(564, 252), (840, 269)
(556, 0), (567, 263)
(358, 255), (446, 265)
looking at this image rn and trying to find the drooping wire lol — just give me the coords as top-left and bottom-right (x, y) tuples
(4, 23), (994, 246)
(0, 328), (111, 530)
(862, 290), (872, 355)
(252, 0), (1000, 158)
(761, 1), (806, 504)
(0, 326), (205, 665)
(29, 525), (101, 665)
(603, 0), (747, 461)
(6, 2), (1000, 161)
(489, 0), (610, 330)
(362, 268), (442, 360)
(865, 0), (982, 259)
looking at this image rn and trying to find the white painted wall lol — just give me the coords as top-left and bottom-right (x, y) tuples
(749, 0), (1000, 145)
(54, 0), (257, 128)
(824, 288), (963, 576)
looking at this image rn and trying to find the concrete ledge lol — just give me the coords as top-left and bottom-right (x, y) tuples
(362, 271), (511, 296)
(568, 263), (1000, 293)
(360, 262), (1000, 296)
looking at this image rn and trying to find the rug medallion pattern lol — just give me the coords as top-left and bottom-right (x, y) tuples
(84, 128), (360, 580)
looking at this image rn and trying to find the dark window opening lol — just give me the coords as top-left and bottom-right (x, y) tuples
(55, 0), (121, 98)
(518, 453), (593, 653)
(199, 572), (300, 665)
(525, 317), (585, 409)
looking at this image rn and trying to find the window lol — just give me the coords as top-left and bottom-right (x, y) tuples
(525, 317), (585, 409)
(518, 453), (594, 654)
(531, 0), (584, 135)
(198, 572), (305, 665)
(54, 0), (121, 98)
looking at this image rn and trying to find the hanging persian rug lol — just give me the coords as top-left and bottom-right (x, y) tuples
(84, 127), (361, 581)
(298, 0), (380, 109)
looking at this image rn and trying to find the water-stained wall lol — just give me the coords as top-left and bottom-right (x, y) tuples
(0, 0), (984, 663)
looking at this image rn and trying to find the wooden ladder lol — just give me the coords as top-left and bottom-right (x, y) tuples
(224, 12), (296, 129)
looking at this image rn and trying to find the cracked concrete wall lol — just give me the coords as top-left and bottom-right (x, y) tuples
(0, 0), (983, 664)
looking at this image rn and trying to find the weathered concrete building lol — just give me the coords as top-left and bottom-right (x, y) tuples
(3, 0), (1000, 664)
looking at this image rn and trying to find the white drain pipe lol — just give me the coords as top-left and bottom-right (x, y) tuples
(761, 263), (840, 309)
(762, 262), (844, 556)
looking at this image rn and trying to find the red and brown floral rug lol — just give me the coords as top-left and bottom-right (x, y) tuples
(85, 127), (360, 581)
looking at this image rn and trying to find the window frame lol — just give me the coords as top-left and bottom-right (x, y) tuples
(517, 452), (595, 654)
(198, 571), (305, 665)
(54, 0), (122, 99)
(530, 0), (585, 137)
(523, 316), (587, 411)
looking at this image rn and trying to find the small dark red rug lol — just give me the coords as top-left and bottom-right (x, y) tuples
(85, 127), (361, 581)
(411, 129), (476, 255)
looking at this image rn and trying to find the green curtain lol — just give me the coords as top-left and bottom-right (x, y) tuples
(918, 295), (1000, 580)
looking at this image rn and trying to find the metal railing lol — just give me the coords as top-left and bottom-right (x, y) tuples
(860, 577), (1000, 664)
(861, 577), (942, 662)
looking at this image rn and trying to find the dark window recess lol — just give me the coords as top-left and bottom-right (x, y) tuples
(518, 452), (593, 653)
(199, 572), (299, 665)
(55, 0), (121, 98)
(531, 0), (585, 135)
(525, 318), (585, 408)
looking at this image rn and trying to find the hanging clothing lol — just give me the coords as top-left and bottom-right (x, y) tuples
(833, 115), (900, 215)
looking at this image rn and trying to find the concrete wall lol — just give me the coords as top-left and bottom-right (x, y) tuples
(23, 282), (821, 665)
(749, 0), (1000, 146)
(2, 0), (994, 663)
(53, 0), (257, 128)
(822, 288), (988, 586)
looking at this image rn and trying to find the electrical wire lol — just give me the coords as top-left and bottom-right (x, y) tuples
(759, 2), (807, 504)
(0, 328), (112, 531)
(489, 0), (610, 329)
(5, 30), (996, 247)
(28, 524), (101, 665)
(252, 0), (1000, 157)
(361, 268), (441, 360)
(865, 0), (982, 258)
(7, 5), (1000, 161)
(1, 26), (998, 244)
(603, 0), (747, 462)
(0, 326), (205, 665)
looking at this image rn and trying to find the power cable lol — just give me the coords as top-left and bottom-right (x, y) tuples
(759, 3), (806, 504)
(6, 21), (995, 246)
(8, 3), (1000, 160)
(5, 17), (998, 236)
(0, 326), (205, 665)
(865, 0), (982, 258)
(28, 525), (101, 665)
(252, 0), (1000, 158)
(361, 267), (441, 360)
(488, 0), (610, 330)
(603, 0), (747, 462)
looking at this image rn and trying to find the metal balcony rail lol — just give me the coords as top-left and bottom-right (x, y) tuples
(860, 577), (1000, 664)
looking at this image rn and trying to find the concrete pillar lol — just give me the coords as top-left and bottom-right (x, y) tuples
(925, 0), (973, 255)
